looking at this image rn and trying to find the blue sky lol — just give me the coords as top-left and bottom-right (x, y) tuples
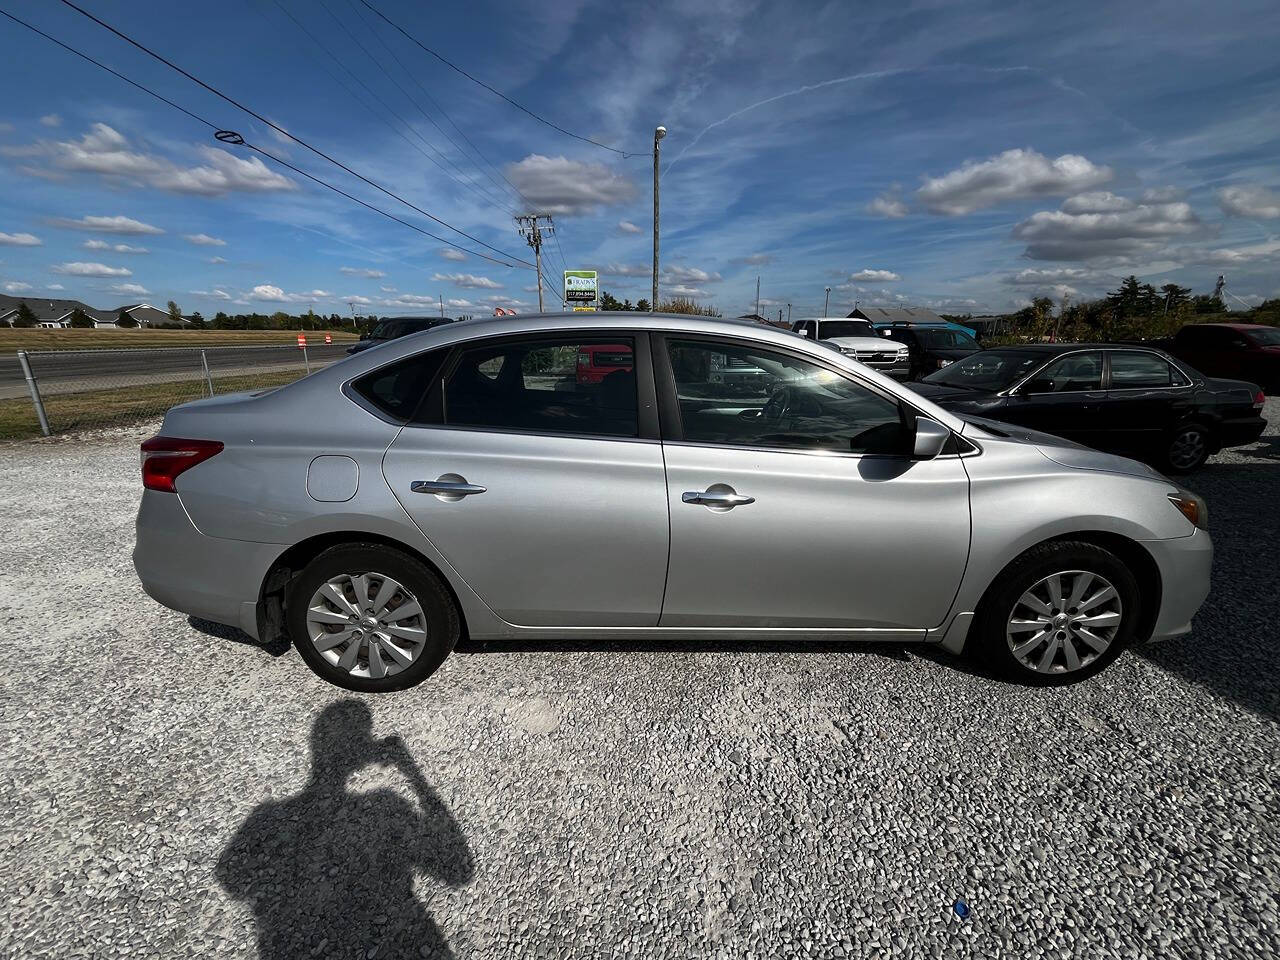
(1, 0), (1278, 319)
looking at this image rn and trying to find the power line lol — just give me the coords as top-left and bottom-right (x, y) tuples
(0, 6), (527, 269)
(55, 0), (533, 267)
(355, 0), (644, 158)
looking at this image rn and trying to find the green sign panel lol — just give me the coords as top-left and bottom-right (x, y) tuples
(564, 270), (598, 303)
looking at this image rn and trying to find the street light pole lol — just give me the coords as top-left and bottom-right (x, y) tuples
(824, 287), (831, 316)
(652, 125), (666, 312)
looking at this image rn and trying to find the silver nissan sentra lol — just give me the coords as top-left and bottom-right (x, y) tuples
(133, 312), (1212, 691)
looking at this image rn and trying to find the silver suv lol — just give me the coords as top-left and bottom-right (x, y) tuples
(792, 317), (911, 378)
(134, 313), (1211, 692)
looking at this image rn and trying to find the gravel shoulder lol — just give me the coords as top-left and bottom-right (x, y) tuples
(1, 406), (1278, 959)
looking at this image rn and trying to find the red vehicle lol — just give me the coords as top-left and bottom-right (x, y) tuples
(576, 343), (634, 384)
(1166, 323), (1280, 392)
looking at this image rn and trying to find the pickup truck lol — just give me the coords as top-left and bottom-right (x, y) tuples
(1156, 323), (1280, 392)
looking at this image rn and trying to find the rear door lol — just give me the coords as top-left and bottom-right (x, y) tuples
(1100, 350), (1195, 456)
(381, 332), (669, 627)
(654, 334), (970, 631)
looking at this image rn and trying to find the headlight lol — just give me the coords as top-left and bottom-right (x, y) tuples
(1167, 489), (1208, 530)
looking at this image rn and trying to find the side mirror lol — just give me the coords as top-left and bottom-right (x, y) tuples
(1023, 377), (1055, 394)
(913, 417), (950, 459)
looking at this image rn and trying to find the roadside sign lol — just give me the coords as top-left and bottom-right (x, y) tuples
(297, 334), (306, 348)
(564, 270), (598, 304)
(324, 333), (333, 344)
(572, 306), (596, 312)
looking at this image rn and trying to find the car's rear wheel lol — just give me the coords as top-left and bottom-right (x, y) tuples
(287, 543), (460, 692)
(971, 540), (1140, 685)
(1163, 423), (1211, 473)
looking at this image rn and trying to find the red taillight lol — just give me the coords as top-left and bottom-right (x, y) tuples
(1254, 390), (1266, 409)
(140, 436), (223, 493)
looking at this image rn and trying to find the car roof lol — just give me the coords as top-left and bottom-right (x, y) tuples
(1190, 322), (1271, 331)
(983, 342), (1169, 354)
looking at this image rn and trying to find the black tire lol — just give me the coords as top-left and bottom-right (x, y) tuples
(287, 543), (460, 692)
(1162, 422), (1211, 473)
(970, 540), (1141, 686)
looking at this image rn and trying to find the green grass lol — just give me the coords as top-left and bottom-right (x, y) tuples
(0, 369), (304, 441)
(0, 328), (357, 354)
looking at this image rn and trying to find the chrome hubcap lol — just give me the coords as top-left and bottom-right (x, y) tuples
(1169, 429), (1206, 469)
(1006, 570), (1123, 674)
(306, 572), (428, 679)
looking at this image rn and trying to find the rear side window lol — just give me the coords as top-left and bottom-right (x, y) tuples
(1110, 351), (1184, 388)
(350, 349), (447, 421)
(443, 337), (638, 437)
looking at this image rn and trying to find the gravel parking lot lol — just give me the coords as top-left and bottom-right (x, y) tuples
(2, 403), (1278, 959)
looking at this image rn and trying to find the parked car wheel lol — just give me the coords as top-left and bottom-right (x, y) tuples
(287, 544), (460, 692)
(971, 540), (1140, 686)
(1163, 423), (1211, 473)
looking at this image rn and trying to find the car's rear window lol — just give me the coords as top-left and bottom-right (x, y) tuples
(350, 348), (448, 421)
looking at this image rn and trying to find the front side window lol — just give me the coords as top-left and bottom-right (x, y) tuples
(1109, 351), (1183, 388)
(666, 339), (907, 454)
(443, 337), (637, 437)
(1032, 352), (1104, 392)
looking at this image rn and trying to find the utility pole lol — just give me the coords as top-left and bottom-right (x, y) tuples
(516, 215), (554, 312)
(755, 276), (761, 319)
(786, 303), (791, 325)
(824, 287), (831, 316)
(652, 125), (666, 312)
(439, 293), (444, 318)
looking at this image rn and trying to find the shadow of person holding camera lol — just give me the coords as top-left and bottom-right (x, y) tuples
(217, 700), (474, 959)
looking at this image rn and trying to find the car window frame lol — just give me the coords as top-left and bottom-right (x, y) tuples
(409, 329), (659, 442)
(1005, 348), (1106, 396)
(650, 331), (968, 459)
(1103, 349), (1193, 392)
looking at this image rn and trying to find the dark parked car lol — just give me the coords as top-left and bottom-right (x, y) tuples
(1163, 323), (1280, 392)
(910, 343), (1266, 472)
(348, 316), (456, 355)
(878, 323), (982, 380)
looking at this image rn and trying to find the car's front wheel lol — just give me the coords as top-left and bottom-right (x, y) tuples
(971, 540), (1141, 685)
(287, 543), (460, 692)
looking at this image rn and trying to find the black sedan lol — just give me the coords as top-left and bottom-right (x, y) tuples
(348, 316), (456, 355)
(910, 343), (1266, 472)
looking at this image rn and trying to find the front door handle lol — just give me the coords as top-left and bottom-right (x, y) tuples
(411, 477), (487, 500)
(682, 489), (755, 507)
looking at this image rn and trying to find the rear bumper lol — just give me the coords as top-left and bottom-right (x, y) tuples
(133, 490), (284, 639)
(1139, 528), (1213, 642)
(1215, 415), (1267, 450)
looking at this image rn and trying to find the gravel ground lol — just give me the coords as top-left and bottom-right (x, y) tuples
(1, 405), (1278, 959)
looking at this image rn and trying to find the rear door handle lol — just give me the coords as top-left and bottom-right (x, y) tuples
(411, 478), (487, 498)
(682, 490), (755, 507)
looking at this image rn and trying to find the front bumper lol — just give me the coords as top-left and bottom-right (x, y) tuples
(1139, 528), (1213, 642)
(133, 490), (284, 639)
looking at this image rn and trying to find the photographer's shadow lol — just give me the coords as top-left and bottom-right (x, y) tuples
(216, 701), (474, 959)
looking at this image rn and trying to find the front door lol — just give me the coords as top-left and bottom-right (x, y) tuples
(1001, 350), (1108, 447)
(382, 332), (668, 627)
(655, 335), (971, 631)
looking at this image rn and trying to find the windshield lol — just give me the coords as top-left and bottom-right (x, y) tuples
(818, 320), (875, 339)
(922, 349), (1043, 390)
(917, 329), (980, 349)
(1247, 327), (1280, 346)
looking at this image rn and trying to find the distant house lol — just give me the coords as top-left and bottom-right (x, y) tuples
(848, 306), (948, 326)
(108, 303), (184, 328)
(0, 294), (113, 328)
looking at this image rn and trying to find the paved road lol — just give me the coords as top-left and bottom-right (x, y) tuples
(0, 404), (1277, 959)
(0, 343), (352, 400)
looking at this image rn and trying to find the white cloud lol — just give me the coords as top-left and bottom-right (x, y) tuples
(432, 272), (501, 289)
(439, 248), (467, 262)
(506, 154), (636, 215)
(664, 265), (722, 283)
(445, 298), (474, 308)
(4, 281), (32, 293)
(1218, 184), (1280, 219)
(209, 256), (228, 264)
(606, 262), (651, 277)
(51, 261), (132, 277)
(379, 285), (396, 292)
(731, 253), (773, 266)
(110, 282), (150, 296)
(84, 239), (148, 254)
(481, 295), (527, 307)
(850, 269), (901, 282)
(39, 114), (61, 128)
(1060, 191), (1134, 214)
(617, 219), (642, 234)
(917, 148), (1112, 215)
(0, 232), (41, 246)
(867, 189), (908, 218)
(189, 288), (232, 300)
(51, 215), (163, 235)
(1003, 267), (1110, 289)
(1172, 240), (1280, 265)
(343, 295), (373, 305)
(1012, 194), (1203, 261)
(21, 123), (294, 196)
(339, 266), (386, 278)
(184, 233), (225, 246)
(666, 284), (711, 298)
(47, 283), (64, 291)
(249, 284), (333, 303)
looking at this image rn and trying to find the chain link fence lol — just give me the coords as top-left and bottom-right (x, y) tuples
(4, 343), (352, 438)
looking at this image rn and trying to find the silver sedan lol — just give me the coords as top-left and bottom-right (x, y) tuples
(134, 313), (1212, 691)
